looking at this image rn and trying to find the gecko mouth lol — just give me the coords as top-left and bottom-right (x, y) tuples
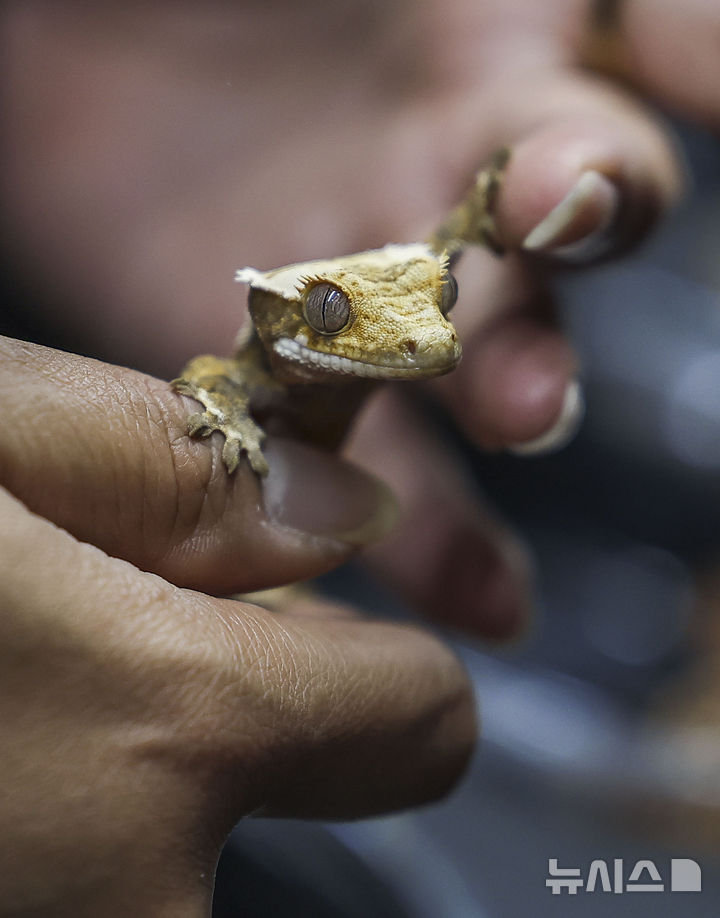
(273, 337), (460, 379)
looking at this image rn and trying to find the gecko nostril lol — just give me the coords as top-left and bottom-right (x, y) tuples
(404, 339), (417, 354)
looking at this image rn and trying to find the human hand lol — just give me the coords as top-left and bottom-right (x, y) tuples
(4, 1), (714, 638)
(3, 2), (716, 910)
(0, 336), (474, 917)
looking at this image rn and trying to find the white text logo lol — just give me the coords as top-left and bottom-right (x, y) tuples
(546, 858), (701, 895)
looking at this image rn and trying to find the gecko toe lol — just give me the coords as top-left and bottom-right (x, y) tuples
(187, 412), (214, 438)
(222, 437), (242, 474)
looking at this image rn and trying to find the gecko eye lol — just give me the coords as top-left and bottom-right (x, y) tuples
(304, 282), (351, 334)
(440, 273), (458, 315)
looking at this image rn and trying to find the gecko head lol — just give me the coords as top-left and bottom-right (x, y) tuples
(236, 243), (461, 383)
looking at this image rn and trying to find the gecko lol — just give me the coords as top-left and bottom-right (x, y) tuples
(172, 149), (509, 476)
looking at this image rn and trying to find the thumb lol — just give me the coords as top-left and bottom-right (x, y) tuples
(0, 336), (395, 593)
(0, 484), (475, 914)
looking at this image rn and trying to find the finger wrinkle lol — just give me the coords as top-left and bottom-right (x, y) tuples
(119, 377), (237, 570)
(141, 385), (211, 557)
(200, 603), (316, 751)
(0, 337), (231, 577)
(86, 372), (187, 562)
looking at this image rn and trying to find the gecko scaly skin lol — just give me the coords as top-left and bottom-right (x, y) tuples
(172, 149), (509, 475)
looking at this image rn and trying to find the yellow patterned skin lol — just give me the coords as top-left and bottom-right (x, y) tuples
(243, 244), (460, 383)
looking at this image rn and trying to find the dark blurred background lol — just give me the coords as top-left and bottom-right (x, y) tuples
(216, 122), (720, 917)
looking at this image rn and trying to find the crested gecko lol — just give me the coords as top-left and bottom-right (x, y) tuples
(172, 150), (509, 475)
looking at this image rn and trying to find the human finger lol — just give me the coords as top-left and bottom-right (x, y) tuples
(347, 388), (533, 641)
(0, 485), (475, 838)
(0, 337), (395, 595)
(374, 66), (685, 451)
(584, 0), (720, 129)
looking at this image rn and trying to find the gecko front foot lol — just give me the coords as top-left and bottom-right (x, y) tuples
(427, 147), (511, 257)
(184, 405), (268, 476)
(172, 356), (269, 476)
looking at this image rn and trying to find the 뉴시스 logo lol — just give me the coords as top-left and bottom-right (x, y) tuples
(546, 857), (702, 895)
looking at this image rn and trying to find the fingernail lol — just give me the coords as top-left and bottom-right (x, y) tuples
(509, 379), (585, 456)
(522, 171), (619, 260)
(263, 438), (398, 546)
